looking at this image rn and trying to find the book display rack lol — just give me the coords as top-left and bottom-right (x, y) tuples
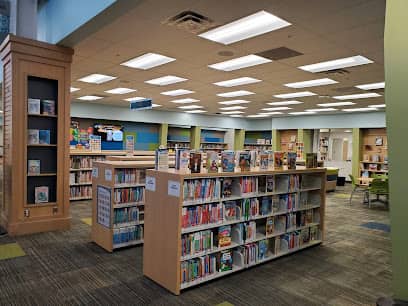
(360, 128), (388, 179)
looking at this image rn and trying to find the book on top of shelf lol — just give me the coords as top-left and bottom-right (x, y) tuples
(273, 151), (284, 169)
(27, 129), (39, 145)
(221, 151), (235, 172)
(306, 153), (318, 168)
(39, 130), (51, 144)
(27, 98), (41, 114)
(206, 151), (219, 173)
(41, 99), (56, 115)
(287, 152), (297, 170)
(249, 150), (257, 169)
(155, 148), (169, 171)
(259, 152), (269, 170)
(35, 186), (49, 203)
(175, 148), (190, 171)
(189, 151), (202, 173)
(238, 151), (251, 172)
(28, 160), (40, 175)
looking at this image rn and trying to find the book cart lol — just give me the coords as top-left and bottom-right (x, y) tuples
(143, 167), (326, 294)
(91, 160), (154, 252)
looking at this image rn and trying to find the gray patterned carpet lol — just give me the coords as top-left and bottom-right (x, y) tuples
(0, 185), (392, 305)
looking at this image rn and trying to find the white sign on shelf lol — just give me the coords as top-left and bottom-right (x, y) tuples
(168, 180), (180, 197)
(92, 167), (98, 178)
(105, 169), (112, 181)
(145, 176), (156, 191)
(97, 185), (111, 228)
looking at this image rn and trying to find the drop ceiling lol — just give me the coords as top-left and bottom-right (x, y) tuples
(68, 0), (385, 118)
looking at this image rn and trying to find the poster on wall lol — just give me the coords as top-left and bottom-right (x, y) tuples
(125, 135), (135, 152)
(97, 186), (111, 228)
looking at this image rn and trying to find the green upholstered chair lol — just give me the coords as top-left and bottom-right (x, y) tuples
(367, 178), (389, 208)
(349, 174), (368, 205)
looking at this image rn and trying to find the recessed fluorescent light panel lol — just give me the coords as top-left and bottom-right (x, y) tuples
(78, 74), (117, 84)
(355, 82), (385, 90)
(298, 55), (373, 73)
(284, 78), (338, 88)
(305, 108), (337, 112)
(70, 87), (80, 92)
(317, 102), (355, 107)
(289, 112), (316, 115)
(218, 99), (251, 105)
(333, 93), (381, 100)
(145, 75), (187, 86)
(220, 111), (245, 115)
(152, 104), (161, 108)
(170, 98), (199, 104)
(209, 55), (271, 71)
(266, 100), (303, 106)
(273, 91), (316, 99)
(217, 90), (255, 97)
(368, 104), (386, 108)
(104, 87), (136, 94)
(198, 10), (291, 45)
(185, 110), (207, 113)
(247, 114), (269, 118)
(121, 53), (175, 70)
(124, 97), (145, 102)
(177, 105), (204, 109)
(342, 108), (377, 112)
(261, 107), (292, 111)
(77, 95), (104, 101)
(219, 106), (247, 111)
(214, 77), (261, 87)
(161, 89), (195, 96)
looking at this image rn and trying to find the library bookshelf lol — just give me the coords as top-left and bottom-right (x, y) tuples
(143, 167), (326, 294)
(91, 160), (154, 252)
(360, 128), (388, 179)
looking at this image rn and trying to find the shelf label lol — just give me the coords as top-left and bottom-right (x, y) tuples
(92, 167), (98, 178)
(146, 176), (156, 191)
(97, 185), (111, 228)
(105, 169), (112, 181)
(168, 180), (180, 197)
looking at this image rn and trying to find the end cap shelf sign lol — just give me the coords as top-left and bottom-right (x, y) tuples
(130, 99), (152, 110)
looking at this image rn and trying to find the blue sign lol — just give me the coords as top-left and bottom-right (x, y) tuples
(130, 99), (152, 110)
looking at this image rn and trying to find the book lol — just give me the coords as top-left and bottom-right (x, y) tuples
(218, 250), (233, 272)
(238, 151), (251, 172)
(28, 160), (40, 175)
(27, 98), (41, 114)
(155, 148), (169, 170)
(287, 152), (297, 170)
(273, 151), (284, 169)
(221, 151), (235, 172)
(216, 225), (231, 248)
(258, 239), (269, 260)
(39, 130), (51, 144)
(249, 150), (257, 169)
(266, 217), (274, 235)
(224, 201), (239, 221)
(306, 153), (318, 168)
(189, 152), (202, 173)
(266, 176), (274, 192)
(259, 152), (269, 170)
(175, 149), (190, 171)
(35, 186), (49, 203)
(41, 99), (56, 115)
(222, 178), (233, 197)
(206, 151), (219, 173)
(27, 129), (39, 145)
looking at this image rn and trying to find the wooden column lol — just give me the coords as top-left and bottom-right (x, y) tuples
(234, 129), (245, 150)
(190, 126), (201, 150)
(159, 123), (168, 147)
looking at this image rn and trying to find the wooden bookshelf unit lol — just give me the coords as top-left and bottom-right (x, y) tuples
(279, 129), (297, 152)
(91, 160), (154, 252)
(143, 167), (326, 294)
(360, 128), (388, 179)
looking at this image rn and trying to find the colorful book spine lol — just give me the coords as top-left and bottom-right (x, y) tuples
(183, 179), (220, 202)
(180, 254), (217, 284)
(113, 225), (143, 245)
(114, 186), (144, 204)
(181, 203), (223, 229)
(181, 230), (214, 256)
(113, 207), (140, 224)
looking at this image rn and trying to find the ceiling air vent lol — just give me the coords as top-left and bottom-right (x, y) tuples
(256, 47), (303, 61)
(164, 11), (214, 34)
(320, 68), (350, 76)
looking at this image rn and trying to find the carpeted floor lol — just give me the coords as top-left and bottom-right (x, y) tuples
(0, 185), (392, 305)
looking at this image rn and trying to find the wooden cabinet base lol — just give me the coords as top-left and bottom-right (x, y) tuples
(7, 216), (71, 236)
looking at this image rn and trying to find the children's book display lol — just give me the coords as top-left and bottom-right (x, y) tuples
(175, 148), (190, 171)
(189, 151), (202, 173)
(155, 148), (169, 171)
(206, 151), (219, 173)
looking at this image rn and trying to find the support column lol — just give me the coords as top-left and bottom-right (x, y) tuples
(351, 128), (362, 179)
(385, 1), (408, 301)
(298, 129), (313, 154)
(272, 129), (280, 151)
(159, 123), (168, 147)
(234, 129), (245, 150)
(190, 126), (201, 150)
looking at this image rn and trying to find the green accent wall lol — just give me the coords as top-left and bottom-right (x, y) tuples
(159, 123), (168, 147)
(385, 1), (408, 300)
(351, 128), (361, 180)
(298, 129), (313, 154)
(190, 126), (201, 150)
(234, 129), (245, 150)
(272, 129), (280, 150)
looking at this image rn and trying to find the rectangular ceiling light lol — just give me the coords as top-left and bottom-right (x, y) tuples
(177, 105), (204, 109)
(261, 106), (292, 111)
(333, 93), (381, 100)
(78, 73), (117, 84)
(369, 104), (386, 108)
(198, 10), (291, 45)
(77, 95), (104, 101)
(298, 55), (373, 73)
(217, 90), (255, 97)
(104, 87), (137, 94)
(342, 108), (377, 112)
(317, 101), (355, 107)
(209, 54), (271, 71)
(70, 87), (80, 92)
(145, 75), (187, 86)
(284, 78), (338, 88)
(121, 53), (175, 69)
(273, 91), (316, 98)
(161, 89), (195, 96)
(170, 98), (199, 104)
(185, 110), (207, 113)
(289, 111), (316, 115)
(219, 106), (247, 110)
(247, 114), (269, 118)
(266, 100), (303, 106)
(355, 82), (385, 90)
(218, 99), (251, 105)
(220, 111), (245, 115)
(124, 96), (145, 102)
(152, 104), (161, 108)
(305, 108), (337, 112)
(214, 77), (261, 87)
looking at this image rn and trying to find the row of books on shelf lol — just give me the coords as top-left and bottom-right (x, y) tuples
(70, 185), (92, 199)
(69, 171), (92, 185)
(183, 178), (221, 202)
(70, 156), (105, 169)
(362, 154), (388, 163)
(27, 129), (51, 145)
(114, 207), (143, 225)
(28, 98), (56, 115)
(181, 199), (320, 230)
(113, 225), (143, 246)
(360, 163), (388, 171)
(115, 168), (146, 185)
(180, 226), (320, 284)
(114, 186), (144, 204)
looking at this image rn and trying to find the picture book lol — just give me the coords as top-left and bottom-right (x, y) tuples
(287, 152), (297, 170)
(39, 130), (51, 144)
(224, 201), (239, 221)
(273, 151), (284, 169)
(238, 151), (251, 172)
(249, 150), (257, 169)
(218, 250), (233, 272)
(259, 152), (269, 170)
(28, 160), (40, 175)
(189, 152), (202, 173)
(258, 239), (269, 260)
(258, 176), (266, 193)
(41, 99), (56, 115)
(216, 225), (232, 248)
(35, 186), (49, 203)
(306, 153), (318, 168)
(155, 148), (169, 170)
(175, 148), (190, 171)
(266, 217), (274, 235)
(222, 178), (233, 197)
(260, 197), (272, 215)
(206, 151), (219, 173)
(27, 98), (40, 114)
(27, 129), (39, 145)
(266, 176), (274, 192)
(221, 151), (235, 172)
